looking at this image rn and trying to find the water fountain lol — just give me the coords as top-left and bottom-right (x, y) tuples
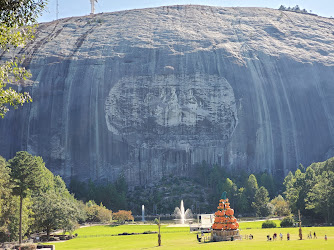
(142, 205), (145, 222)
(174, 200), (193, 224)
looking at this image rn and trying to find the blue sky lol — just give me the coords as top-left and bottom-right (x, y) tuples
(39, 0), (334, 22)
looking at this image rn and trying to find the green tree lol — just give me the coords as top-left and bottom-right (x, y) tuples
(270, 195), (291, 216)
(69, 176), (129, 212)
(85, 201), (112, 223)
(8, 151), (44, 244)
(7, 196), (34, 242)
(305, 167), (316, 189)
(293, 5), (301, 12)
(245, 174), (258, 213)
(294, 169), (307, 213)
(32, 172), (85, 238)
(222, 178), (237, 208)
(235, 187), (248, 214)
(284, 169), (308, 214)
(208, 165), (224, 190)
(0, 156), (11, 215)
(53, 175), (71, 197)
(252, 186), (271, 217)
(0, 156), (12, 241)
(279, 5), (286, 10)
(306, 171), (334, 223)
(246, 174), (258, 196)
(280, 157), (334, 223)
(0, 0), (47, 117)
(283, 171), (299, 213)
(280, 215), (295, 227)
(75, 200), (88, 224)
(298, 163), (305, 173)
(69, 178), (89, 200)
(32, 191), (80, 239)
(37, 158), (56, 194)
(259, 173), (276, 197)
(113, 175), (128, 210)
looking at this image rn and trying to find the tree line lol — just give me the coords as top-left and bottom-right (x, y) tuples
(278, 5), (315, 15)
(196, 157), (334, 224)
(2, 150), (333, 245)
(67, 157), (334, 225)
(284, 158), (334, 224)
(69, 177), (128, 212)
(68, 162), (287, 218)
(0, 152), (134, 244)
(59, 155), (334, 225)
(191, 162), (284, 216)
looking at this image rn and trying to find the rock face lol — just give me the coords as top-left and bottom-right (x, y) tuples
(1, 5), (334, 185)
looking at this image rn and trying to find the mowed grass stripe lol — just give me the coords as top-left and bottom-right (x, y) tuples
(50, 223), (334, 249)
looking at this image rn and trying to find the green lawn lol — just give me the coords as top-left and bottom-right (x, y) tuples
(238, 219), (281, 229)
(50, 222), (334, 250)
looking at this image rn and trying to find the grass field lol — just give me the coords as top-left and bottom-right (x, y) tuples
(50, 221), (334, 250)
(238, 219), (281, 229)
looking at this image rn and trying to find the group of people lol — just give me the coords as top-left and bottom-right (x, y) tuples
(266, 231), (328, 241)
(307, 231), (317, 239)
(197, 230), (328, 243)
(267, 232), (288, 241)
(307, 231), (327, 240)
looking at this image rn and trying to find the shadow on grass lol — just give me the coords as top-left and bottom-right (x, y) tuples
(141, 246), (162, 249)
(106, 224), (120, 228)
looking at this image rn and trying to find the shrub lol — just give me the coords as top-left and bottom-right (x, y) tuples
(270, 195), (291, 216)
(20, 245), (36, 250)
(262, 220), (277, 228)
(280, 216), (295, 228)
(85, 201), (112, 223)
(113, 210), (134, 223)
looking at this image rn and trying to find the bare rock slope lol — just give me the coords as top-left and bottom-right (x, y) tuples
(1, 5), (334, 185)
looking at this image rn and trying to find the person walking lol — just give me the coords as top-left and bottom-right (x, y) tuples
(273, 233), (277, 240)
(280, 233), (283, 240)
(308, 231), (312, 239)
(325, 235), (327, 241)
(287, 232), (290, 240)
(314, 232), (317, 239)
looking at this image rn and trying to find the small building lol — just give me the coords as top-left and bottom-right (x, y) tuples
(189, 214), (214, 232)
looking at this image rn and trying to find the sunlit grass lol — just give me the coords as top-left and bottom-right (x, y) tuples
(50, 223), (334, 249)
(238, 219), (281, 229)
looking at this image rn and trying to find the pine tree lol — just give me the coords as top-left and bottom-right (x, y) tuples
(8, 151), (44, 244)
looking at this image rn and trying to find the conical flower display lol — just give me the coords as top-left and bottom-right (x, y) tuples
(212, 198), (239, 230)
